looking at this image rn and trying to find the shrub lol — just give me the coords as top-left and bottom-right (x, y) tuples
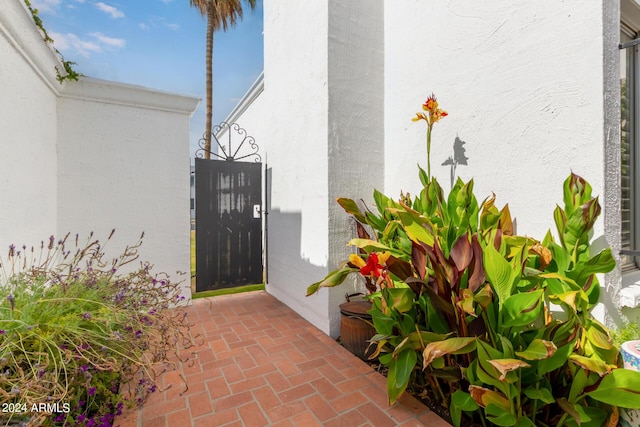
(307, 96), (640, 426)
(0, 231), (195, 426)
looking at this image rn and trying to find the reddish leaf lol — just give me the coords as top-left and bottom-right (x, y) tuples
(412, 241), (427, 281)
(468, 234), (485, 292)
(450, 234), (473, 272)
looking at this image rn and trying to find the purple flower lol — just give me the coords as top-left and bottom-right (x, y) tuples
(0, 330), (5, 335)
(83, 312), (91, 320)
(88, 387), (96, 396)
(77, 414), (86, 423)
(81, 365), (88, 372)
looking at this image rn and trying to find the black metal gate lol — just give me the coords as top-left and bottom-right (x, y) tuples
(194, 123), (262, 292)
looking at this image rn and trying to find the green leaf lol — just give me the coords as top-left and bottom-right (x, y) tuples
(523, 386), (555, 404)
(569, 354), (616, 377)
(394, 348), (417, 389)
(347, 238), (405, 258)
(336, 197), (367, 223)
(385, 288), (414, 314)
(370, 310), (395, 336)
(516, 339), (557, 361)
(373, 188), (390, 215)
(486, 404), (517, 426)
(501, 289), (544, 328)
(483, 242), (515, 305)
(423, 337), (476, 367)
(306, 265), (358, 296)
(536, 340), (574, 376)
(586, 368), (640, 408)
(451, 390), (479, 427)
(418, 164), (429, 187)
(394, 210), (435, 247)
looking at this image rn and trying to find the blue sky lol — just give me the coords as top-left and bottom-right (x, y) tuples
(31, 0), (264, 157)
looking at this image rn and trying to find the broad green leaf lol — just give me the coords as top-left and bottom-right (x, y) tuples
(501, 289), (544, 328)
(571, 248), (616, 284)
(516, 339), (557, 361)
(423, 337), (476, 367)
(373, 188), (390, 215)
(336, 197), (367, 223)
(451, 390), (479, 427)
(523, 385), (555, 404)
(347, 238), (404, 257)
(394, 210), (435, 247)
(306, 265), (358, 296)
(370, 310), (395, 336)
(586, 369), (640, 408)
(394, 348), (417, 389)
(469, 385), (511, 411)
(486, 404), (517, 426)
(568, 367), (593, 404)
(385, 288), (414, 314)
(386, 359), (407, 404)
(569, 354), (615, 377)
(515, 417), (536, 427)
(452, 390), (480, 411)
(537, 340), (574, 376)
(483, 242), (515, 305)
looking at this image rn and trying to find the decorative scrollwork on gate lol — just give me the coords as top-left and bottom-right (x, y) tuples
(195, 122), (261, 162)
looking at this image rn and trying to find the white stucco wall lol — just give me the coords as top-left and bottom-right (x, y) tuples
(259, 0), (333, 332)
(57, 78), (199, 300)
(225, 0), (637, 331)
(249, 0), (385, 336)
(1, 0), (199, 301)
(0, 0), (60, 247)
(384, 1), (606, 241)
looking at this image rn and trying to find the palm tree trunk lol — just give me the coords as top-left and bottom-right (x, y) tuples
(204, 7), (215, 159)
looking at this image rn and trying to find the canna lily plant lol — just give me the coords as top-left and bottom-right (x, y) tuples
(307, 95), (640, 426)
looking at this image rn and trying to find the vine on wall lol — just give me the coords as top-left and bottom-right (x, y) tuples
(23, 0), (81, 83)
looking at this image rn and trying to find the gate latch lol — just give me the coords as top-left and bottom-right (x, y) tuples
(253, 204), (261, 219)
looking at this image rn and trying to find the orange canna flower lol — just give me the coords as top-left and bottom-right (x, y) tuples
(413, 93), (448, 127)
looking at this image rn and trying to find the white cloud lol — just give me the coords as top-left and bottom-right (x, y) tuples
(50, 31), (101, 58)
(95, 2), (124, 19)
(90, 32), (125, 48)
(30, 0), (62, 13)
(139, 17), (180, 32)
(159, 0), (174, 3)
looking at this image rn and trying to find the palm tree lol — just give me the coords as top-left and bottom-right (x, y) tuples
(190, 0), (257, 159)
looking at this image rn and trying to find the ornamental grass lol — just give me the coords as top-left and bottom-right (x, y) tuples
(0, 231), (197, 426)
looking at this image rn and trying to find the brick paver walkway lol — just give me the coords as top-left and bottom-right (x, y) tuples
(115, 291), (450, 426)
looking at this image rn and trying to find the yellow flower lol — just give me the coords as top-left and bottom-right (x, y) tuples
(348, 253), (366, 268)
(413, 93), (448, 127)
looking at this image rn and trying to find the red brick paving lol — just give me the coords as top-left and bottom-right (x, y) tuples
(114, 291), (450, 426)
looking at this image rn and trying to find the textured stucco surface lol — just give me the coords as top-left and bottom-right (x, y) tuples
(57, 78), (198, 301)
(217, 0), (640, 331)
(0, 0), (59, 246)
(1, 0), (198, 302)
(260, 0), (333, 332)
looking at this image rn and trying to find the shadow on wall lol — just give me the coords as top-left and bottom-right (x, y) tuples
(442, 135), (469, 189)
(264, 167), (330, 313)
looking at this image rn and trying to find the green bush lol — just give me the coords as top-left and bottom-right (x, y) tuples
(0, 231), (195, 426)
(307, 96), (640, 426)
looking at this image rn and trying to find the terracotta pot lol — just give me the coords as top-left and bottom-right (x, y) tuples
(339, 300), (376, 360)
